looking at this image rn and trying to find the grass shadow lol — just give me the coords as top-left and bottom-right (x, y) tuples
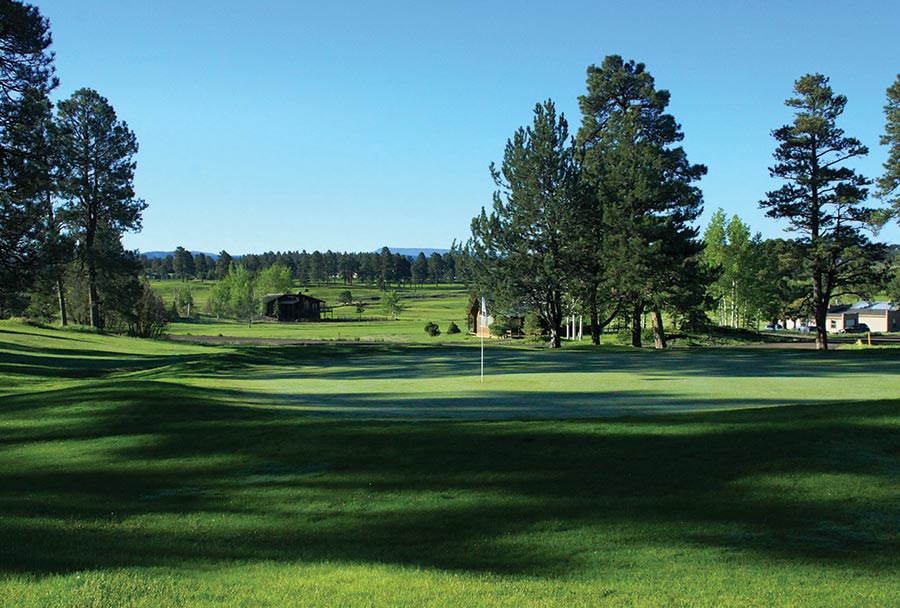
(1, 378), (899, 578)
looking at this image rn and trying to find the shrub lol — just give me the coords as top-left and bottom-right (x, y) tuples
(523, 313), (544, 338)
(127, 284), (170, 338)
(338, 290), (353, 305)
(446, 321), (461, 334)
(424, 321), (441, 336)
(489, 314), (515, 337)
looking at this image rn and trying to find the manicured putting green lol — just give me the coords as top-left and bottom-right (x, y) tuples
(2, 321), (899, 607)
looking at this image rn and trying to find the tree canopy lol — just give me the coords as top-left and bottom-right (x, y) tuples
(760, 73), (884, 349)
(0, 0), (56, 315)
(54, 88), (145, 328)
(875, 74), (900, 224)
(469, 100), (581, 348)
(577, 55), (706, 347)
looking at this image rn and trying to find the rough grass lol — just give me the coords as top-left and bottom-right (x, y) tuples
(2, 320), (899, 606)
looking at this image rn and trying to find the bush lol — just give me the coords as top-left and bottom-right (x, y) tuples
(446, 321), (461, 335)
(338, 290), (353, 305)
(127, 284), (170, 338)
(523, 313), (544, 338)
(489, 314), (515, 337)
(424, 321), (441, 336)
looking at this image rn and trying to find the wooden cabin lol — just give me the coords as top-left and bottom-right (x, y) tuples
(262, 293), (325, 322)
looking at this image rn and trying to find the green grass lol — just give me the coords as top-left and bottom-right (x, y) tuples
(2, 320), (899, 606)
(152, 280), (475, 342)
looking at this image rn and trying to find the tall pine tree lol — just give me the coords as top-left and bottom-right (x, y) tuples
(875, 74), (900, 222)
(54, 88), (146, 328)
(577, 56), (706, 348)
(469, 100), (582, 348)
(760, 74), (884, 349)
(0, 0), (56, 315)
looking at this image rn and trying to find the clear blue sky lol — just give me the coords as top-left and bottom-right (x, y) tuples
(35, 0), (900, 254)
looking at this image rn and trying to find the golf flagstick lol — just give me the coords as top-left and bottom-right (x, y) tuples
(480, 297), (486, 382)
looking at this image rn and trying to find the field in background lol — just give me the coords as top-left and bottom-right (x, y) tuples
(2, 320), (900, 606)
(150, 280), (475, 342)
(149, 280), (794, 346)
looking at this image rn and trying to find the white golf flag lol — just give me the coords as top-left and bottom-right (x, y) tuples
(480, 297), (488, 327)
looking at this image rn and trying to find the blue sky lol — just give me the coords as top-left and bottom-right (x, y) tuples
(35, 0), (900, 254)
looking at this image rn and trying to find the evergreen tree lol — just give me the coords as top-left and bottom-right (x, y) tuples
(338, 252), (358, 284)
(756, 238), (809, 327)
(392, 252), (410, 287)
(411, 252), (428, 286)
(194, 252), (209, 280)
(215, 250), (232, 280)
(53, 88), (145, 328)
(377, 247), (393, 290)
(0, 0), (56, 315)
(469, 100), (581, 348)
(577, 56), (706, 348)
(875, 74), (900, 223)
(427, 252), (444, 285)
(760, 74), (884, 349)
(309, 250), (325, 286)
(172, 246), (194, 281)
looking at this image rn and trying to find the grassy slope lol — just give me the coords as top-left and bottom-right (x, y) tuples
(1, 321), (899, 606)
(151, 280), (474, 342)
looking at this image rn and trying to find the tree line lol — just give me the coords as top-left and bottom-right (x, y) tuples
(465, 56), (900, 350)
(144, 246), (465, 289)
(4, 3), (898, 348)
(701, 210), (900, 334)
(0, 1), (162, 336)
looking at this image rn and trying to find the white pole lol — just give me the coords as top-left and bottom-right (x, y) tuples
(480, 297), (486, 383)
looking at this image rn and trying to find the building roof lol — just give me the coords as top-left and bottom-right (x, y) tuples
(829, 301), (898, 314)
(261, 292), (325, 304)
(852, 301), (895, 311)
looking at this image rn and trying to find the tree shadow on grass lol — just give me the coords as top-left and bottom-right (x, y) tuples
(1, 379), (899, 578)
(166, 342), (900, 384)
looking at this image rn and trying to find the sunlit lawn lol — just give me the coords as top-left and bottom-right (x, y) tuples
(1, 320), (899, 606)
(151, 280), (474, 342)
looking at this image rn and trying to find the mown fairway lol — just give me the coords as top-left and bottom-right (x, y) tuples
(152, 280), (475, 343)
(2, 321), (899, 606)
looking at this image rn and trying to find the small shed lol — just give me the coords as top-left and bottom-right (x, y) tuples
(263, 293), (325, 322)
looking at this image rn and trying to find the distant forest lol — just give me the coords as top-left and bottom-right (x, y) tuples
(143, 247), (468, 288)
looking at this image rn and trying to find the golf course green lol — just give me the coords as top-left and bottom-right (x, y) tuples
(2, 320), (898, 606)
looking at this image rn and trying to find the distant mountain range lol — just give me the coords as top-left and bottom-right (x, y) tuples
(139, 247), (451, 261)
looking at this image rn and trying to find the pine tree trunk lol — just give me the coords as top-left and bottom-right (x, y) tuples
(548, 291), (563, 349)
(813, 289), (828, 350)
(651, 309), (667, 349)
(47, 199), (67, 326)
(88, 264), (101, 329)
(812, 263), (829, 350)
(56, 276), (67, 326)
(631, 301), (644, 348)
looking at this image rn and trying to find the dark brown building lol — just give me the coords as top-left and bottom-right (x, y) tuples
(262, 293), (325, 322)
